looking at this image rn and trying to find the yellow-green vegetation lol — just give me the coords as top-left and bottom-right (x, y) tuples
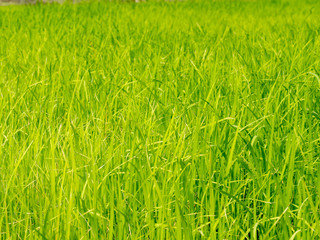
(0, 1), (320, 239)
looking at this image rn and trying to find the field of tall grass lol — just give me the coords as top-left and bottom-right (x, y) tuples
(0, 0), (320, 239)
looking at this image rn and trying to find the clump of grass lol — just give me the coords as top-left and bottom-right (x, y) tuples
(0, 1), (319, 239)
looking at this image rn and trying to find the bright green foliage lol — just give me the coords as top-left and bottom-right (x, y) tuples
(0, 1), (320, 239)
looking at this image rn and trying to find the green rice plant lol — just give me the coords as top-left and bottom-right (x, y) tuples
(0, 0), (319, 239)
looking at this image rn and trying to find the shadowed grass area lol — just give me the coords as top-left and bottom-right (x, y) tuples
(0, 1), (320, 239)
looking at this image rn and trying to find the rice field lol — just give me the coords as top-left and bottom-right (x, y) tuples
(0, 0), (320, 239)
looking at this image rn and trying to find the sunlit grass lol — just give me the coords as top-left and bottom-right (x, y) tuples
(0, 1), (320, 239)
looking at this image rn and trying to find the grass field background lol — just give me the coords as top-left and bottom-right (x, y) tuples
(1, 1), (320, 239)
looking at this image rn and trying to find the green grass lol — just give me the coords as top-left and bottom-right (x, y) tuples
(0, 0), (320, 239)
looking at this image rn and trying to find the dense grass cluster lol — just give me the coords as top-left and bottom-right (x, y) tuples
(0, 1), (320, 239)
